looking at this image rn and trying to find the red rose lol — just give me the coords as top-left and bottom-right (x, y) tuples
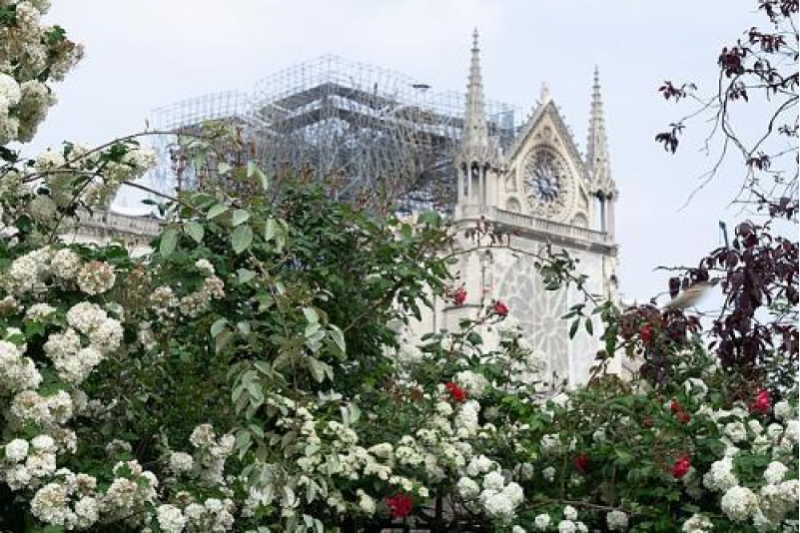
(493, 300), (509, 318)
(386, 493), (413, 519)
(573, 453), (589, 472)
(752, 389), (771, 415)
(453, 287), (467, 306)
(670, 400), (682, 413)
(677, 410), (691, 424)
(673, 455), (691, 479)
(445, 382), (468, 403)
(640, 325), (654, 345)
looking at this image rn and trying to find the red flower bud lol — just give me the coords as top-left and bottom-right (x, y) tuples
(677, 411), (691, 424)
(386, 493), (414, 519)
(670, 400), (682, 413)
(453, 287), (467, 306)
(445, 382), (468, 403)
(752, 389), (771, 415)
(493, 300), (509, 318)
(573, 453), (589, 472)
(640, 325), (654, 345)
(673, 455), (691, 479)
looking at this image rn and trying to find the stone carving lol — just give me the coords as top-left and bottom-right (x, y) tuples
(497, 254), (569, 382)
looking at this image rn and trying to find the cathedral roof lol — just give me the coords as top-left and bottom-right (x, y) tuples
(506, 99), (588, 180)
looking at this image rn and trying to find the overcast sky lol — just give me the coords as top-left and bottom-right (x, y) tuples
(29, 0), (763, 303)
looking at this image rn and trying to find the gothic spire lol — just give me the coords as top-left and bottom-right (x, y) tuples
(586, 65), (611, 184)
(461, 28), (489, 156)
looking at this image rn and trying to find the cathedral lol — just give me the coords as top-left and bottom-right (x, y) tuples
(68, 31), (623, 384)
(409, 31), (622, 384)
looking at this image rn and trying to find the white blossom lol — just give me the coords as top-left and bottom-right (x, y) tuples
(606, 510), (628, 531)
(763, 461), (788, 484)
(168, 452), (194, 474)
(457, 477), (480, 500)
(557, 520), (576, 533)
(720, 485), (758, 522)
(681, 513), (713, 532)
(773, 401), (792, 421)
(4, 438), (29, 462)
(534, 514), (551, 530)
(483, 470), (505, 491)
(157, 504), (187, 533)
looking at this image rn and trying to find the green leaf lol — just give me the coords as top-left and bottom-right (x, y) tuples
(254, 361), (271, 376)
(246, 381), (264, 404)
(247, 160), (259, 177)
(232, 209), (251, 227)
(160, 228), (179, 257)
(264, 218), (278, 242)
(249, 423), (264, 439)
(307, 357), (327, 383)
(303, 307), (319, 324)
(569, 319), (580, 339)
(237, 268), (256, 284)
(210, 318), (228, 338)
(585, 317), (594, 336)
(184, 221), (204, 243)
(207, 203), (228, 220)
(304, 322), (321, 339)
(232, 225), (253, 255)
(217, 162), (232, 175)
(466, 331), (483, 346)
(329, 325), (346, 355)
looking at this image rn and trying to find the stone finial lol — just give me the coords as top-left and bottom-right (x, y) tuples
(540, 81), (552, 103)
(586, 65), (612, 186)
(461, 28), (489, 156)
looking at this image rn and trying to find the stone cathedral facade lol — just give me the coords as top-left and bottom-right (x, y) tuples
(68, 32), (623, 384)
(410, 32), (622, 385)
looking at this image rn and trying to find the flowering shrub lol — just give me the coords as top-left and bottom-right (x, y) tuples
(0, 1), (797, 532)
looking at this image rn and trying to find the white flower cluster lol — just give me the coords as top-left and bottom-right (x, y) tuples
(151, 286), (179, 319)
(76, 261), (116, 295)
(3, 247), (116, 298)
(540, 433), (564, 455)
(719, 485), (759, 522)
(4, 246), (54, 294)
(157, 497), (236, 533)
(0, 0), (82, 144)
(697, 401), (799, 528)
(493, 317), (542, 383)
(39, 302), (122, 384)
(45, 143), (158, 207)
(457, 469), (524, 522)
(1, 434), (59, 490)
(682, 513), (714, 532)
(101, 460), (159, 525)
(703, 456), (738, 492)
(606, 509), (629, 531)
(168, 451), (195, 474)
(178, 275), (226, 318)
(0, 338), (42, 393)
(454, 370), (490, 398)
(394, 342), (427, 368)
(189, 424), (235, 486)
(546, 506), (588, 533)
(9, 389), (73, 427)
(30, 473), (99, 530)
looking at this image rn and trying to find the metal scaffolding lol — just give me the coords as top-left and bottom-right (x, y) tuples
(152, 55), (521, 212)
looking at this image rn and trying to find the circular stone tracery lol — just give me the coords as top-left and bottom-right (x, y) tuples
(522, 146), (573, 219)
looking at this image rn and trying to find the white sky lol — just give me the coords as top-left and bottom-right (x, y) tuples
(28, 0), (764, 303)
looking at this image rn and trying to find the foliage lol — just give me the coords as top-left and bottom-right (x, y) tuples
(0, 1), (796, 533)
